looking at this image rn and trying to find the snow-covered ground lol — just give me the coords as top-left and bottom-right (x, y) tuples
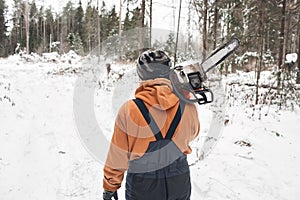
(0, 53), (300, 200)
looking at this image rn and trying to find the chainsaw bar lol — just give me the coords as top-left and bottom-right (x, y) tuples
(201, 37), (240, 73)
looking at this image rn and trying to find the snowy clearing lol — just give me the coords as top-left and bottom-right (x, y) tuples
(0, 54), (300, 200)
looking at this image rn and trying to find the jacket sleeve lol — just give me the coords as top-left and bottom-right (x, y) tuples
(103, 103), (129, 191)
(191, 104), (200, 140)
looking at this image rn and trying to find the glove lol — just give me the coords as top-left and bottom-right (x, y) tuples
(103, 190), (118, 200)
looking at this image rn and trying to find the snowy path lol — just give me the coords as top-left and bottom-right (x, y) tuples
(0, 61), (102, 199)
(0, 58), (300, 199)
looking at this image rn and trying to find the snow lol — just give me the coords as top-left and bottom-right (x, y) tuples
(0, 53), (300, 199)
(286, 53), (298, 63)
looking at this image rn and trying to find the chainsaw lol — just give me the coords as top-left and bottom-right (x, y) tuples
(170, 37), (240, 105)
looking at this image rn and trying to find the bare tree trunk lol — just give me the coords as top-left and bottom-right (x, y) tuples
(60, 18), (63, 53)
(255, 1), (264, 105)
(72, 12), (74, 33)
(24, 0), (29, 53)
(43, 17), (46, 52)
(150, 0), (152, 47)
(266, 23), (270, 51)
(98, 10), (101, 54)
(296, 12), (300, 84)
(56, 18), (59, 47)
(174, 0), (182, 65)
(36, 21), (39, 47)
(187, 0), (192, 54)
(202, 0), (208, 60)
(88, 33), (91, 53)
(213, 0), (218, 49)
(285, 5), (291, 74)
(96, 0), (101, 60)
(49, 34), (52, 52)
(139, 0), (145, 52)
(118, 0), (122, 38)
(20, 17), (23, 48)
(224, 3), (231, 76)
(277, 0), (286, 90)
(118, 0), (122, 60)
(49, 17), (54, 49)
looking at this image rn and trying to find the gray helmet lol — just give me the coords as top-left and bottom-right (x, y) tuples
(137, 50), (172, 80)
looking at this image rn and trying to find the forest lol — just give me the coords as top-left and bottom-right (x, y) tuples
(0, 0), (300, 84)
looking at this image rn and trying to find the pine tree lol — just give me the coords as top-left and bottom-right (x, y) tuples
(53, 13), (61, 48)
(37, 6), (46, 53)
(29, 0), (38, 53)
(45, 8), (54, 52)
(277, 0), (287, 90)
(10, 0), (25, 53)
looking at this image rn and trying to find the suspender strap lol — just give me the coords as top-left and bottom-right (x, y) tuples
(165, 102), (185, 140)
(133, 98), (163, 140)
(133, 98), (185, 141)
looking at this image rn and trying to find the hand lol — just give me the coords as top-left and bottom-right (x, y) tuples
(103, 190), (118, 200)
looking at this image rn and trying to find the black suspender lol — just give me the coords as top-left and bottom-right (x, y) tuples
(133, 98), (163, 140)
(133, 98), (185, 140)
(165, 102), (184, 139)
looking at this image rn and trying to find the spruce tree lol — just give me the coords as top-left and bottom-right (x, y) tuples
(107, 5), (118, 36)
(164, 33), (175, 56)
(74, 0), (84, 42)
(123, 6), (140, 31)
(83, 1), (94, 52)
(61, 0), (75, 52)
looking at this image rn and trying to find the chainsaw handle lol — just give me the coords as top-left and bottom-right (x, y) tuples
(194, 88), (214, 105)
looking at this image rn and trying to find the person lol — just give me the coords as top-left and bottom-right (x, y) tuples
(103, 50), (200, 200)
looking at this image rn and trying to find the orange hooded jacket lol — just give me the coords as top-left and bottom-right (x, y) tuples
(103, 78), (200, 192)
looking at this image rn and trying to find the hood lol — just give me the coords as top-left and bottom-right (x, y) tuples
(135, 78), (179, 110)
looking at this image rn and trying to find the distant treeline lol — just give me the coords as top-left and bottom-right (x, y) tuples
(0, 0), (299, 72)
